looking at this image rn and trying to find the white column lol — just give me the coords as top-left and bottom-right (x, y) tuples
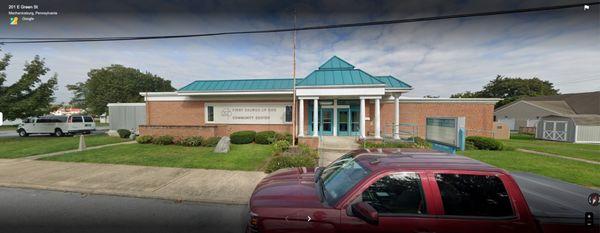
(313, 99), (319, 137)
(394, 95), (400, 139)
(333, 99), (338, 136)
(374, 98), (381, 139)
(359, 97), (366, 138)
(298, 99), (304, 137)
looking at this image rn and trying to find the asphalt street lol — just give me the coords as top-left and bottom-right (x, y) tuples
(0, 187), (249, 233)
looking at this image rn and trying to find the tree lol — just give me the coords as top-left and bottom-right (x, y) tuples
(451, 75), (559, 108)
(70, 65), (175, 115)
(0, 52), (58, 120)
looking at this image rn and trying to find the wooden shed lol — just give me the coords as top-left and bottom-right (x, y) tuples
(536, 114), (600, 143)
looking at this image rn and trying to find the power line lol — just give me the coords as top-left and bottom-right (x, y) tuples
(1, 1), (597, 44)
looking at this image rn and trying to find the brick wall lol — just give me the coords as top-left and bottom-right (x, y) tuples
(380, 102), (495, 138)
(147, 101), (204, 125)
(144, 100), (292, 138)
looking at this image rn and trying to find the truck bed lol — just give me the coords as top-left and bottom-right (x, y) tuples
(511, 172), (599, 231)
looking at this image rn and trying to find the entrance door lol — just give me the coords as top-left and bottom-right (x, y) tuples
(321, 108), (333, 136)
(338, 109), (350, 136)
(350, 109), (360, 136)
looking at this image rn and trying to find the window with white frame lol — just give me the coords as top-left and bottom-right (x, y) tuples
(285, 105), (292, 123)
(207, 105), (214, 122)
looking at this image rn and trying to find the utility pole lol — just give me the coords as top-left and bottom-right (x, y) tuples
(291, 9), (297, 146)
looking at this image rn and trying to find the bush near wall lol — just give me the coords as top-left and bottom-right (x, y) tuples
(152, 135), (174, 145)
(265, 155), (317, 173)
(255, 131), (277, 144)
(117, 129), (131, 139)
(201, 136), (221, 147)
(466, 136), (504, 150)
(230, 131), (256, 144)
(275, 132), (293, 143)
(136, 135), (153, 144)
(180, 136), (203, 147)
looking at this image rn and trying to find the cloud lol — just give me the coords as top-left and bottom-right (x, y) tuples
(1, 0), (598, 104)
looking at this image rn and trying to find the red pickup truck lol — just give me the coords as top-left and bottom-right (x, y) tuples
(247, 148), (598, 233)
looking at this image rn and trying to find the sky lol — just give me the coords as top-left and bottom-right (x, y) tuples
(1, 0), (599, 103)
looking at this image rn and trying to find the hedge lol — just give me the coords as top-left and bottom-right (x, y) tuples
(180, 136), (203, 147)
(265, 155), (317, 173)
(152, 135), (174, 145)
(230, 130), (256, 144)
(255, 131), (277, 144)
(117, 129), (131, 139)
(466, 136), (504, 150)
(136, 135), (153, 144)
(272, 140), (290, 153)
(201, 136), (221, 147)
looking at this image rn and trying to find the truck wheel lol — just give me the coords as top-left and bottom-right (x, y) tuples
(18, 129), (29, 137)
(54, 128), (64, 137)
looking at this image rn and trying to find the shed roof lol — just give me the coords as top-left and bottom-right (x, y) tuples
(544, 114), (600, 126)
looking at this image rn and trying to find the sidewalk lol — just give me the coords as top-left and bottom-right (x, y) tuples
(517, 148), (600, 165)
(0, 159), (265, 204)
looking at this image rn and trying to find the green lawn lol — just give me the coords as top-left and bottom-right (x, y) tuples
(0, 125), (17, 131)
(42, 143), (274, 171)
(460, 150), (600, 188)
(0, 135), (129, 159)
(503, 134), (600, 162)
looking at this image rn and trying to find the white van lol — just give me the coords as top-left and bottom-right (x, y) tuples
(17, 115), (96, 137)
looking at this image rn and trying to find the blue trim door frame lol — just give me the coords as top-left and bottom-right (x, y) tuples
(308, 107), (333, 136)
(338, 108), (350, 136)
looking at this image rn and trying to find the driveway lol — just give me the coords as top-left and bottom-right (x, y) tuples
(0, 159), (265, 204)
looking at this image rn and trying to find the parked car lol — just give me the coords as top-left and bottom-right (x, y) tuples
(247, 149), (598, 233)
(17, 115), (96, 137)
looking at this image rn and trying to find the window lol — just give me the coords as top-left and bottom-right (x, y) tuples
(435, 174), (513, 217)
(207, 106), (214, 122)
(323, 160), (369, 205)
(361, 172), (426, 214)
(83, 116), (93, 122)
(72, 116), (83, 122)
(285, 106), (292, 123)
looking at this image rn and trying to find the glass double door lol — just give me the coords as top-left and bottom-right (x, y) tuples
(309, 107), (359, 136)
(337, 108), (360, 136)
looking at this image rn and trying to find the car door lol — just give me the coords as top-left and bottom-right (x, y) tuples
(425, 171), (535, 233)
(338, 171), (439, 233)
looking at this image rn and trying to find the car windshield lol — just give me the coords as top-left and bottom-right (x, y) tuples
(322, 158), (369, 206)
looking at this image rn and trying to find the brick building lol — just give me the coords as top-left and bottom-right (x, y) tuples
(140, 56), (499, 146)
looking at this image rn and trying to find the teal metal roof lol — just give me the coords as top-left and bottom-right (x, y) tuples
(178, 78), (300, 92)
(374, 76), (412, 89)
(297, 56), (385, 87)
(178, 56), (412, 92)
(297, 69), (384, 86)
(318, 56), (355, 70)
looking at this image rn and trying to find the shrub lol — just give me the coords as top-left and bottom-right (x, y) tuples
(230, 130), (256, 144)
(362, 141), (414, 149)
(255, 131), (277, 144)
(117, 129), (131, 139)
(201, 136), (221, 147)
(136, 135), (153, 144)
(265, 155), (317, 173)
(298, 143), (319, 159)
(409, 137), (431, 148)
(181, 136), (203, 147)
(152, 135), (174, 145)
(466, 136), (504, 150)
(275, 132), (293, 143)
(272, 140), (291, 153)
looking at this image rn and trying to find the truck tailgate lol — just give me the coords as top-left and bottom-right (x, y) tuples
(511, 172), (598, 232)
